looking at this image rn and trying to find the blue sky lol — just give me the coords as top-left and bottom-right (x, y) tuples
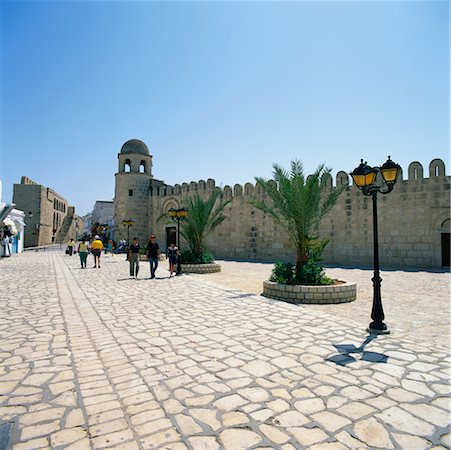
(1, 0), (449, 215)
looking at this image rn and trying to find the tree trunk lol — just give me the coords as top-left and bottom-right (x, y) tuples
(295, 247), (308, 283)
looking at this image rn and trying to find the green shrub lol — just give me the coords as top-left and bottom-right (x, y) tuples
(270, 261), (295, 284)
(298, 240), (334, 285)
(180, 250), (214, 264)
(269, 240), (334, 286)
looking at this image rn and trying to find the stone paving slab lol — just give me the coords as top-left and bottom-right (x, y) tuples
(0, 252), (450, 449)
(189, 260), (451, 349)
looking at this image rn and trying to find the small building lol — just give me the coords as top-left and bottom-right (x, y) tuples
(0, 180), (26, 257)
(13, 176), (82, 247)
(0, 208), (26, 256)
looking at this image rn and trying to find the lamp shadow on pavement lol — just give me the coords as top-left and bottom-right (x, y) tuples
(230, 292), (258, 299)
(325, 334), (389, 366)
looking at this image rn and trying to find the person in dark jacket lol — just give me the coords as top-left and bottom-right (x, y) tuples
(129, 237), (141, 279)
(146, 234), (160, 279)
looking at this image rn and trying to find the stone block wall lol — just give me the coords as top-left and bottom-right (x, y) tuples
(319, 164), (450, 267)
(146, 158), (450, 268)
(13, 183), (44, 247)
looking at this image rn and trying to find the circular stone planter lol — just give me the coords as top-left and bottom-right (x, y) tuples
(181, 263), (221, 274)
(262, 280), (356, 304)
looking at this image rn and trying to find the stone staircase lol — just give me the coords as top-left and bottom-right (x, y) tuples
(55, 216), (76, 244)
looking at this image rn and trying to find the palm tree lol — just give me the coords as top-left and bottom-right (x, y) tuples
(251, 160), (343, 282)
(181, 189), (231, 260)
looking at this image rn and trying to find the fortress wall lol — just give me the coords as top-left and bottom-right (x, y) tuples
(147, 159), (450, 267)
(319, 175), (450, 267)
(149, 187), (293, 260)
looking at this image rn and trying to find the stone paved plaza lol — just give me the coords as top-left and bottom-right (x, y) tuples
(0, 252), (450, 449)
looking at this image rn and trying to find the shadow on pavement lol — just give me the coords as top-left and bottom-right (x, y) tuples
(229, 292), (258, 299)
(326, 334), (389, 366)
(325, 263), (450, 274)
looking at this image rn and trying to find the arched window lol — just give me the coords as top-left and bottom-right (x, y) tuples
(124, 159), (131, 173)
(139, 160), (146, 173)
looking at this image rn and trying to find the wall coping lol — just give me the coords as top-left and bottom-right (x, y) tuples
(263, 279), (357, 304)
(181, 263), (221, 273)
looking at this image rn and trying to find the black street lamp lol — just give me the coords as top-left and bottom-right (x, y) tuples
(168, 207), (188, 274)
(121, 219), (135, 249)
(350, 156), (400, 334)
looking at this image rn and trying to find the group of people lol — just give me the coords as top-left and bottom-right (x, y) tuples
(66, 236), (106, 268)
(65, 234), (180, 277)
(127, 234), (179, 279)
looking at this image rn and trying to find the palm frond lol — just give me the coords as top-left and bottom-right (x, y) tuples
(180, 190), (230, 256)
(251, 159), (343, 268)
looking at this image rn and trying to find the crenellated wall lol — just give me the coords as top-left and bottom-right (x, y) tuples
(144, 158), (450, 268)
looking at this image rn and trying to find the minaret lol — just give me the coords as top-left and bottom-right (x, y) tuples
(114, 139), (152, 244)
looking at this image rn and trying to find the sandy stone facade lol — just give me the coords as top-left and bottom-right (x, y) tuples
(114, 139), (450, 268)
(13, 176), (83, 247)
(91, 201), (114, 227)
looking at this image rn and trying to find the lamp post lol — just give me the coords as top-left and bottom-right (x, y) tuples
(121, 219), (135, 250)
(168, 207), (188, 275)
(350, 156), (400, 334)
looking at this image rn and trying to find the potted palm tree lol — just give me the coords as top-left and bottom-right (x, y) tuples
(251, 160), (356, 304)
(179, 189), (231, 273)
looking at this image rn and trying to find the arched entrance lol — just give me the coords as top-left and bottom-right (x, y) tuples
(166, 226), (176, 251)
(441, 219), (450, 267)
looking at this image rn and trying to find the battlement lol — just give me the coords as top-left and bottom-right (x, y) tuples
(20, 176), (39, 185)
(149, 158), (448, 199)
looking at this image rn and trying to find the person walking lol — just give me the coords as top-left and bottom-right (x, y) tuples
(91, 235), (104, 268)
(166, 242), (179, 277)
(129, 237), (141, 278)
(67, 238), (76, 256)
(146, 234), (160, 279)
(78, 238), (89, 268)
(107, 239), (114, 256)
